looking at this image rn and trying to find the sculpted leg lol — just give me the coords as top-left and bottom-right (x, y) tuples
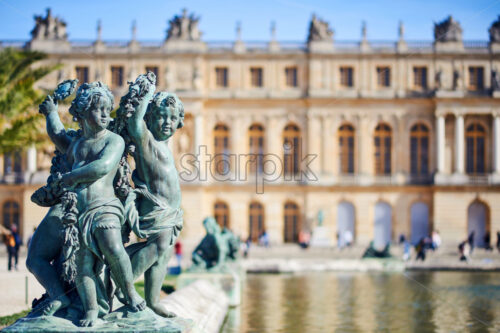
(94, 225), (146, 312)
(144, 229), (176, 318)
(75, 249), (99, 327)
(129, 241), (158, 280)
(26, 205), (70, 315)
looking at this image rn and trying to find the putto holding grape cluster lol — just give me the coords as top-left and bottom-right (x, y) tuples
(20, 72), (185, 329)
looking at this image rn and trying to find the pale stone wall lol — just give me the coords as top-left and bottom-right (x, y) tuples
(4, 30), (500, 248)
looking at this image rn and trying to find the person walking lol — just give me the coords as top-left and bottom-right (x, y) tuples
(415, 238), (426, 261)
(4, 224), (21, 271)
(174, 240), (182, 267)
(431, 230), (442, 250)
(467, 231), (475, 254)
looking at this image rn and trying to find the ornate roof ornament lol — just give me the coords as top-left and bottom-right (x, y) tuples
(434, 15), (463, 42)
(398, 21), (404, 41)
(489, 16), (500, 43)
(131, 20), (137, 41)
(361, 21), (367, 42)
(166, 8), (201, 41)
(96, 20), (102, 41)
(30, 8), (67, 41)
(307, 14), (333, 43)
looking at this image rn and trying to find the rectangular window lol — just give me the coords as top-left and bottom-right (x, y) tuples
(145, 66), (159, 85)
(468, 66), (484, 91)
(215, 67), (228, 88)
(285, 67), (298, 87)
(250, 67), (263, 87)
(111, 66), (124, 88)
(413, 66), (427, 90)
(340, 66), (354, 87)
(376, 66), (391, 88)
(75, 66), (89, 84)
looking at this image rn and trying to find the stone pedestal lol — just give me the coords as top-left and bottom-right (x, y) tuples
(3, 278), (234, 333)
(28, 40), (71, 52)
(490, 42), (500, 53)
(2, 307), (193, 333)
(307, 41), (334, 53)
(309, 226), (334, 247)
(434, 41), (464, 53)
(163, 41), (207, 53)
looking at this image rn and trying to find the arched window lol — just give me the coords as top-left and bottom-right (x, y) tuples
(283, 124), (301, 176)
(3, 151), (22, 175)
(2, 200), (19, 229)
(338, 124), (355, 174)
(466, 123), (486, 174)
(214, 124), (230, 175)
(249, 124), (265, 174)
(410, 202), (429, 245)
(214, 201), (230, 228)
(468, 201), (490, 248)
(249, 201), (265, 242)
(337, 201), (355, 246)
(374, 201), (392, 251)
(374, 123), (392, 175)
(284, 201), (300, 243)
(410, 123), (429, 175)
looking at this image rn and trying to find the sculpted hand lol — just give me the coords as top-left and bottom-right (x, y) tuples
(61, 172), (78, 190)
(144, 84), (156, 101)
(39, 95), (58, 116)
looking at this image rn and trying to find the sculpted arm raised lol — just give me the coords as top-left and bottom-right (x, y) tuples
(126, 95), (150, 143)
(39, 79), (79, 153)
(125, 73), (156, 145)
(39, 95), (73, 153)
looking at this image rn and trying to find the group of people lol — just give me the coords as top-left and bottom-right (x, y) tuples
(400, 230), (442, 262)
(336, 229), (354, 250)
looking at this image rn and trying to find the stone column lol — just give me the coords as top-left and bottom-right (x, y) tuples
(493, 113), (500, 174)
(454, 114), (465, 174)
(193, 113), (205, 181)
(436, 115), (446, 174)
(321, 116), (329, 174)
(307, 114), (321, 178)
(194, 113), (203, 154)
(26, 145), (37, 173)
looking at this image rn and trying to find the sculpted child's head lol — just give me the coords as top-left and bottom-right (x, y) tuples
(69, 82), (114, 130)
(145, 92), (184, 141)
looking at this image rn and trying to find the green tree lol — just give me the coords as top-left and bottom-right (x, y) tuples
(0, 48), (60, 154)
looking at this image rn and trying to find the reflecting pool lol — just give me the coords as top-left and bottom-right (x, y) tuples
(222, 271), (500, 332)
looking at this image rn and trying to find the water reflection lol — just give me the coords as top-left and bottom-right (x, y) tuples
(223, 272), (500, 333)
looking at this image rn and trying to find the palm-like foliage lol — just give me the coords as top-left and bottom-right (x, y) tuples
(0, 48), (59, 154)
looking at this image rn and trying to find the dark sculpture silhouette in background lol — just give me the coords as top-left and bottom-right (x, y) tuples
(190, 217), (240, 271)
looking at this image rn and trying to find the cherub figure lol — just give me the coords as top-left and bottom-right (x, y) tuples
(39, 82), (145, 327)
(123, 88), (184, 318)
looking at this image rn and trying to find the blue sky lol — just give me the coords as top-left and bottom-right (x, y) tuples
(1, 0), (499, 41)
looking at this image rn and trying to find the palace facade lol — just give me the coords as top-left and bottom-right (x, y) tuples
(1, 9), (500, 249)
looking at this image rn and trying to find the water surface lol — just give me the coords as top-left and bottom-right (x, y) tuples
(223, 271), (500, 332)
